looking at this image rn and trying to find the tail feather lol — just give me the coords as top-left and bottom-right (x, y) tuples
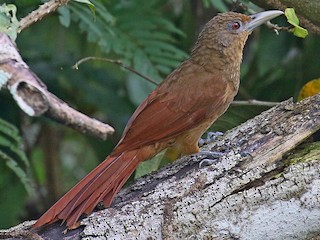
(54, 155), (119, 221)
(33, 148), (152, 228)
(59, 153), (127, 219)
(67, 152), (140, 226)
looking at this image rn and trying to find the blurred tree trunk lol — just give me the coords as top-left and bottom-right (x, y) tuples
(41, 123), (63, 206)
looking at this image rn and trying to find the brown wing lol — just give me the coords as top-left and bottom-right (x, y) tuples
(113, 61), (229, 155)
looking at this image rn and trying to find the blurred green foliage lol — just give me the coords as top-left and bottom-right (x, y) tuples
(0, 3), (18, 40)
(0, 0), (319, 228)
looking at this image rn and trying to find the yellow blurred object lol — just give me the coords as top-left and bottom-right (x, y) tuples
(298, 78), (320, 101)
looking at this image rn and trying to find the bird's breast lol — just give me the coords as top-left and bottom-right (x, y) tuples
(205, 80), (237, 123)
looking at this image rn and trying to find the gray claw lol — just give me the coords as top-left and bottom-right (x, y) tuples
(195, 150), (224, 168)
(199, 159), (217, 168)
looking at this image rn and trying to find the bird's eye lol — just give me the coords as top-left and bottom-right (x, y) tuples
(229, 20), (242, 30)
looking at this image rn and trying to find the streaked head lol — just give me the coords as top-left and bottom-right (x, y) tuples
(196, 10), (283, 50)
(191, 10), (283, 69)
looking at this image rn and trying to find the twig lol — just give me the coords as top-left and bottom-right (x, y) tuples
(238, 3), (291, 35)
(74, 58), (282, 108)
(265, 21), (292, 35)
(18, 0), (70, 33)
(232, 100), (279, 107)
(74, 57), (159, 86)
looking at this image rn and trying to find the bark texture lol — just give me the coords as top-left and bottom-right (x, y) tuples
(1, 94), (319, 240)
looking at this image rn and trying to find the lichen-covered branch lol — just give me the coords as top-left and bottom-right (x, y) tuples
(0, 33), (114, 140)
(1, 93), (318, 239)
(78, 94), (320, 239)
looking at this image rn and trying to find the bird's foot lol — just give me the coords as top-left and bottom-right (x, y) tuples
(193, 150), (224, 168)
(198, 131), (223, 147)
(199, 158), (219, 168)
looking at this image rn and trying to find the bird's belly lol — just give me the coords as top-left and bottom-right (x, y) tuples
(172, 97), (233, 156)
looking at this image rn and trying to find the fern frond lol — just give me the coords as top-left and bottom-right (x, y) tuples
(67, 0), (188, 104)
(0, 118), (33, 195)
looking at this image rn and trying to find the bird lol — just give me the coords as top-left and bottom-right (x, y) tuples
(34, 10), (283, 229)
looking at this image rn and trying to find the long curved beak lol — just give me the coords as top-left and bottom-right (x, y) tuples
(245, 10), (283, 31)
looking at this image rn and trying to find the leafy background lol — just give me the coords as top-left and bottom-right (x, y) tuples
(0, 0), (319, 228)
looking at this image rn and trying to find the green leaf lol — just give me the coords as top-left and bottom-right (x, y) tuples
(0, 151), (33, 195)
(0, 3), (18, 40)
(94, 1), (115, 24)
(292, 25), (308, 38)
(73, 0), (94, 6)
(70, 3), (103, 39)
(68, 0), (188, 105)
(0, 118), (19, 136)
(58, 6), (71, 27)
(0, 119), (28, 167)
(135, 151), (165, 178)
(284, 8), (308, 38)
(73, 0), (95, 15)
(285, 8), (299, 25)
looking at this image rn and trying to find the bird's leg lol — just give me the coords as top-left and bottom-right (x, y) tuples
(197, 131), (224, 167)
(198, 131), (223, 147)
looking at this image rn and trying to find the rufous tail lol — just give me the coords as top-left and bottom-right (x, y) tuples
(33, 148), (152, 228)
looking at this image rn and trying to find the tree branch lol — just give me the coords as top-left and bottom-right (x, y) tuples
(0, 33), (114, 140)
(1, 93), (319, 239)
(18, 0), (70, 33)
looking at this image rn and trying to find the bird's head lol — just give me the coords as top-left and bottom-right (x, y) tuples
(191, 10), (283, 68)
(215, 10), (283, 45)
